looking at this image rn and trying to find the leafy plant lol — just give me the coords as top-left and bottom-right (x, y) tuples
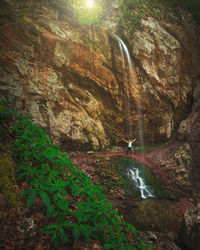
(0, 101), (147, 249)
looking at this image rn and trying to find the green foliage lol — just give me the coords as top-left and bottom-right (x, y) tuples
(70, 0), (103, 25)
(0, 102), (146, 249)
(1, 0), (104, 26)
(50, 0), (104, 25)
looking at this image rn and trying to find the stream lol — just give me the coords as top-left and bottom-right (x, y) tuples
(111, 34), (194, 240)
(114, 156), (192, 235)
(128, 167), (154, 199)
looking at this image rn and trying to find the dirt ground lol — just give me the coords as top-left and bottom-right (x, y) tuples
(0, 134), (198, 249)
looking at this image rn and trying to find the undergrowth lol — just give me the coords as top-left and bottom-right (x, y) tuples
(0, 101), (150, 249)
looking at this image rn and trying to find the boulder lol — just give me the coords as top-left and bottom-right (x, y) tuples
(179, 203), (200, 250)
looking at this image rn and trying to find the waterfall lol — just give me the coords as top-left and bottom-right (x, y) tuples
(114, 34), (132, 137)
(114, 34), (153, 198)
(114, 34), (144, 146)
(128, 168), (154, 199)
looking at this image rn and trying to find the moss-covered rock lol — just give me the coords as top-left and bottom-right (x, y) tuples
(0, 153), (22, 206)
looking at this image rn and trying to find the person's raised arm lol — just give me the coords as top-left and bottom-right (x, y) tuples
(131, 139), (136, 143)
(122, 138), (128, 143)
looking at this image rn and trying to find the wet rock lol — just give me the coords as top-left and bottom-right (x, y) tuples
(173, 143), (191, 188)
(159, 239), (181, 250)
(177, 78), (200, 197)
(139, 231), (181, 250)
(178, 79), (200, 144)
(17, 218), (37, 239)
(122, 199), (190, 234)
(177, 120), (189, 141)
(146, 231), (158, 242)
(179, 203), (200, 250)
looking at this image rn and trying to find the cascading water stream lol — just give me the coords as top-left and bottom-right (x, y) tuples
(114, 34), (153, 199)
(114, 35), (132, 137)
(114, 34), (144, 146)
(128, 168), (154, 199)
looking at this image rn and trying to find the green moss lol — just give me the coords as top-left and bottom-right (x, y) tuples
(0, 153), (22, 206)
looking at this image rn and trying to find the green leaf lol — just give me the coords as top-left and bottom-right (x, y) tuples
(62, 220), (72, 229)
(57, 198), (69, 212)
(47, 186), (59, 193)
(126, 223), (136, 234)
(16, 172), (27, 180)
(58, 227), (68, 243)
(26, 189), (37, 208)
(73, 224), (81, 241)
(104, 243), (114, 250)
(46, 205), (57, 219)
(82, 224), (91, 242)
(39, 190), (51, 208)
(42, 223), (59, 231)
(52, 232), (59, 246)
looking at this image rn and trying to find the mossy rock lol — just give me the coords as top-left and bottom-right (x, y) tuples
(0, 153), (22, 206)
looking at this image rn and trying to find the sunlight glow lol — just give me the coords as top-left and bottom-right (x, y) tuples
(86, 0), (94, 8)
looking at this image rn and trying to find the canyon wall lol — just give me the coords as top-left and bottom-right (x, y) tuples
(0, 0), (200, 151)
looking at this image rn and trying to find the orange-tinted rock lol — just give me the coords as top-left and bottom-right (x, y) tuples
(0, 0), (199, 151)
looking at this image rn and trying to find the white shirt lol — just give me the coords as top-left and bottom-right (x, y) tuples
(128, 142), (132, 147)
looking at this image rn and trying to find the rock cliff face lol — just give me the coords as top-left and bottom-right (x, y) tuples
(178, 77), (200, 197)
(0, 0), (200, 152)
(179, 203), (200, 250)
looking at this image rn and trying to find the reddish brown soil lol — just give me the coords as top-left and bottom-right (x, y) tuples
(0, 135), (197, 250)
